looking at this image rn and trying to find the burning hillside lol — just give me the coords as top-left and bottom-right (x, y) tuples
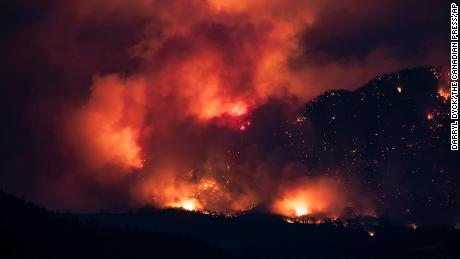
(0, 0), (455, 227)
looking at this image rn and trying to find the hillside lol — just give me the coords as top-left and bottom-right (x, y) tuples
(0, 190), (229, 259)
(287, 67), (457, 224)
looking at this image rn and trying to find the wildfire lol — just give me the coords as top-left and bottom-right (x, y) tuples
(368, 231), (376, 237)
(426, 113), (434, 120)
(438, 87), (450, 102)
(176, 198), (201, 211)
(289, 200), (310, 216)
(141, 171), (257, 215)
(58, 0), (379, 220)
(271, 177), (345, 218)
(396, 85), (402, 93)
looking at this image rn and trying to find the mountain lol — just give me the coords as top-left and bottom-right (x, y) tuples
(3, 188), (460, 258)
(288, 67), (457, 224)
(0, 190), (230, 259)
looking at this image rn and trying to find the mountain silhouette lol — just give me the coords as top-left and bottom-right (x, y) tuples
(0, 190), (230, 259)
(288, 67), (457, 224)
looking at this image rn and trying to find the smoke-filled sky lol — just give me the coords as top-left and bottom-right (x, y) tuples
(0, 0), (454, 222)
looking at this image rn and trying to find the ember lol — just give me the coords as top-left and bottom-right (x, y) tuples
(438, 88), (450, 101)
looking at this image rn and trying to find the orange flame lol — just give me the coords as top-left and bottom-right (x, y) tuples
(271, 177), (345, 218)
(438, 87), (450, 102)
(175, 198), (201, 211)
(139, 168), (257, 215)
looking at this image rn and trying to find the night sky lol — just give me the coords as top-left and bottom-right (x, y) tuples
(0, 0), (457, 226)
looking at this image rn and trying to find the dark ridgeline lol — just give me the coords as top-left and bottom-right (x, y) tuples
(0, 190), (230, 259)
(1, 189), (459, 259)
(288, 67), (458, 225)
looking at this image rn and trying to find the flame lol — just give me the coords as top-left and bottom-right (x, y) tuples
(272, 177), (345, 218)
(279, 198), (311, 217)
(292, 202), (310, 216)
(426, 113), (434, 120)
(368, 231), (376, 237)
(176, 198), (200, 211)
(139, 169), (257, 215)
(438, 87), (450, 101)
(396, 85), (402, 93)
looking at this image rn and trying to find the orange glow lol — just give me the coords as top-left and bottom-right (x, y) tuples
(292, 202), (310, 216)
(426, 113), (434, 120)
(67, 0), (324, 142)
(146, 49), (257, 127)
(229, 103), (248, 117)
(139, 169), (257, 215)
(272, 177), (345, 218)
(438, 87), (450, 101)
(69, 75), (146, 170)
(368, 231), (376, 237)
(57, 0), (379, 217)
(176, 198), (200, 211)
(396, 85), (402, 93)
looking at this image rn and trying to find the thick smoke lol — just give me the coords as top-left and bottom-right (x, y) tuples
(0, 0), (448, 216)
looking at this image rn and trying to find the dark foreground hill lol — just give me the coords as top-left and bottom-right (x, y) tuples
(0, 190), (230, 259)
(2, 189), (459, 259)
(73, 207), (460, 259)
